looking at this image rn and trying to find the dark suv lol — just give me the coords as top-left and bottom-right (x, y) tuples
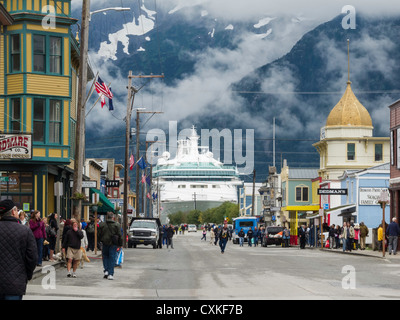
(262, 226), (284, 247)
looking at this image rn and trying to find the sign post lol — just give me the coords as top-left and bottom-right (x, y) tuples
(378, 190), (389, 258)
(92, 192), (99, 255)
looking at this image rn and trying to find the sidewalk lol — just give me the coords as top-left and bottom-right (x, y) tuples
(319, 247), (400, 261)
(32, 250), (103, 280)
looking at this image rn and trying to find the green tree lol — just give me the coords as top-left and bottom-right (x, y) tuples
(187, 209), (201, 225)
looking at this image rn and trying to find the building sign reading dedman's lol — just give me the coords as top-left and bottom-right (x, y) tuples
(0, 134), (32, 159)
(317, 188), (348, 195)
(359, 188), (390, 206)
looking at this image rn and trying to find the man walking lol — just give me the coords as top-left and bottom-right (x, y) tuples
(387, 217), (400, 255)
(298, 225), (306, 249)
(166, 224), (174, 249)
(98, 212), (122, 280)
(0, 199), (37, 300)
(359, 222), (369, 250)
(247, 228), (254, 247)
(219, 224), (229, 254)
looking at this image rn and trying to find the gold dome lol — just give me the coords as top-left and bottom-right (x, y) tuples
(326, 81), (373, 128)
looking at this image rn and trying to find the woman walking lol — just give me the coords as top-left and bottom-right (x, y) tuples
(47, 213), (58, 261)
(29, 210), (47, 266)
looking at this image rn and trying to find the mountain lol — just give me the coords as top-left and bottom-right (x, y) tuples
(73, 3), (400, 182)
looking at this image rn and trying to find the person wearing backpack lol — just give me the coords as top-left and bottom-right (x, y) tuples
(98, 212), (122, 280)
(283, 227), (290, 247)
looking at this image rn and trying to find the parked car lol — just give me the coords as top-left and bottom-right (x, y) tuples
(262, 226), (284, 247)
(188, 224), (197, 232)
(128, 218), (162, 249)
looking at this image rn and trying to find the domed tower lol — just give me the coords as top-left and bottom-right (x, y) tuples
(313, 40), (389, 181)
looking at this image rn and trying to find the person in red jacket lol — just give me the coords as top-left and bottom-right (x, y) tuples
(29, 210), (47, 266)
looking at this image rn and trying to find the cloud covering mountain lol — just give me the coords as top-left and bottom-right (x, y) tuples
(72, 0), (400, 178)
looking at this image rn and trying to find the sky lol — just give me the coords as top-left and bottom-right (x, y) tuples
(71, 0), (400, 170)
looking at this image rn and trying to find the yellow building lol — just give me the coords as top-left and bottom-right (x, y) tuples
(0, 1), (81, 218)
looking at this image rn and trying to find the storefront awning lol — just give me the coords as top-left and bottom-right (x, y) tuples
(89, 188), (115, 213)
(282, 205), (320, 212)
(326, 204), (356, 216)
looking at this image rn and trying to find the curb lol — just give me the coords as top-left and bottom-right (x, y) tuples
(319, 248), (394, 260)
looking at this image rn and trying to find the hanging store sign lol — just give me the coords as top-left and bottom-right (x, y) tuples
(69, 180), (97, 188)
(359, 187), (390, 206)
(0, 134), (32, 159)
(317, 188), (347, 195)
(105, 180), (120, 187)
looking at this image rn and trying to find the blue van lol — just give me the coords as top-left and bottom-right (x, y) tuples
(232, 216), (258, 244)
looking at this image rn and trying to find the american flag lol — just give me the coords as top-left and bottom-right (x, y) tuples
(95, 76), (113, 108)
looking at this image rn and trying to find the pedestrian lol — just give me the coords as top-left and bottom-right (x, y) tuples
(298, 224), (306, 249)
(62, 220), (83, 278)
(329, 224), (336, 249)
(282, 227), (290, 247)
(253, 227), (259, 246)
(219, 224), (229, 253)
(214, 226), (219, 245)
(47, 213), (58, 262)
(306, 225), (310, 246)
(209, 227), (215, 245)
(347, 222), (355, 252)
(85, 215), (95, 252)
(247, 228), (254, 247)
(335, 225), (341, 249)
(201, 228), (207, 241)
(341, 223), (348, 252)
(98, 212), (122, 280)
(29, 210), (47, 267)
(162, 225), (168, 245)
(238, 228), (245, 247)
(18, 210), (27, 225)
(309, 224), (315, 247)
(166, 224), (174, 249)
(377, 224), (383, 252)
(79, 223), (90, 268)
(354, 224), (360, 250)
(359, 222), (369, 250)
(0, 199), (38, 300)
(386, 217), (400, 255)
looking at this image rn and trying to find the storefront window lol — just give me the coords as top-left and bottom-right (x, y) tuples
(0, 171), (33, 211)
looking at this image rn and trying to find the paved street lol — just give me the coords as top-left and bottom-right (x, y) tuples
(26, 231), (400, 300)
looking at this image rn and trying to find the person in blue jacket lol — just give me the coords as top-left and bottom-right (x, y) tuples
(387, 217), (400, 255)
(282, 226), (290, 247)
(162, 225), (168, 246)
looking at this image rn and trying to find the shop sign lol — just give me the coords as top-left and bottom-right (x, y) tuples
(359, 187), (390, 206)
(0, 134), (32, 159)
(317, 188), (347, 195)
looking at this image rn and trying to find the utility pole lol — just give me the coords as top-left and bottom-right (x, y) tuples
(122, 73), (163, 244)
(72, 0), (90, 222)
(123, 71), (136, 248)
(251, 169), (256, 216)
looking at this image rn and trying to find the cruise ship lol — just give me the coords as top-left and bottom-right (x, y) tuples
(152, 126), (242, 223)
